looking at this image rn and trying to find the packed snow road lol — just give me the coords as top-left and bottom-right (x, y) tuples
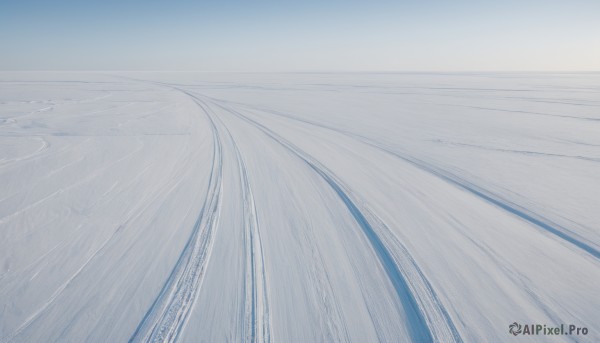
(0, 72), (599, 342)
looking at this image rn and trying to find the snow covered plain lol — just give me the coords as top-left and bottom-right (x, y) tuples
(0, 72), (599, 342)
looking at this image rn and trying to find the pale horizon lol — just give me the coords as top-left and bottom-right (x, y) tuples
(2, 0), (599, 72)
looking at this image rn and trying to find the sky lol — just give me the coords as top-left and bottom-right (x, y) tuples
(1, 0), (599, 71)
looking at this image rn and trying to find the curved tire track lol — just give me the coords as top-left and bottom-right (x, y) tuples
(129, 98), (223, 343)
(209, 98), (600, 261)
(233, 136), (271, 343)
(127, 79), (274, 342)
(206, 97), (462, 343)
(208, 104), (272, 343)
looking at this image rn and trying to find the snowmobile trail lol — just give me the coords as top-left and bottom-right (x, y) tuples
(199, 100), (272, 343)
(218, 124), (271, 343)
(2, 72), (599, 342)
(204, 96), (599, 261)
(136, 81), (273, 342)
(204, 96), (463, 343)
(129, 98), (223, 343)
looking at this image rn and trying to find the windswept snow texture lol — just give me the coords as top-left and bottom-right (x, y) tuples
(1, 72), (599, 342)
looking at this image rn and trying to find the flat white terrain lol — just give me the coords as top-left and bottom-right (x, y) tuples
(0, 72), (598, 342)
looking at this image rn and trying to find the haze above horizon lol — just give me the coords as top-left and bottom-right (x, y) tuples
(1, 0), (599, 72)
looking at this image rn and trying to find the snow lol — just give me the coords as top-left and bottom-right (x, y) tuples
(1, 71), (599, 342)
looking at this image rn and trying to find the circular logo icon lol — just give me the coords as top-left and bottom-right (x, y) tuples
(509, 322), (522, 336)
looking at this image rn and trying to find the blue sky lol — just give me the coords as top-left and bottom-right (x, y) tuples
(1, 0), (599, 71)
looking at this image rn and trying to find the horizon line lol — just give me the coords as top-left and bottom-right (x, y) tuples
(1, 70), (599, 74)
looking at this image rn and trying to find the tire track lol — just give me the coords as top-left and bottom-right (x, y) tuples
(367, 142), (600, 260)
(129, 98), (223, 343)
(205, 102), (272, 343)
(126, 79), (272, 342)
(210, 98), (353, 343)
(208, 97), (600, 261)
(130, 80), (460, 341)
(231, 133), (349, 342)
(206, 97), (461, 342)
(231, 134), (271, 343)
